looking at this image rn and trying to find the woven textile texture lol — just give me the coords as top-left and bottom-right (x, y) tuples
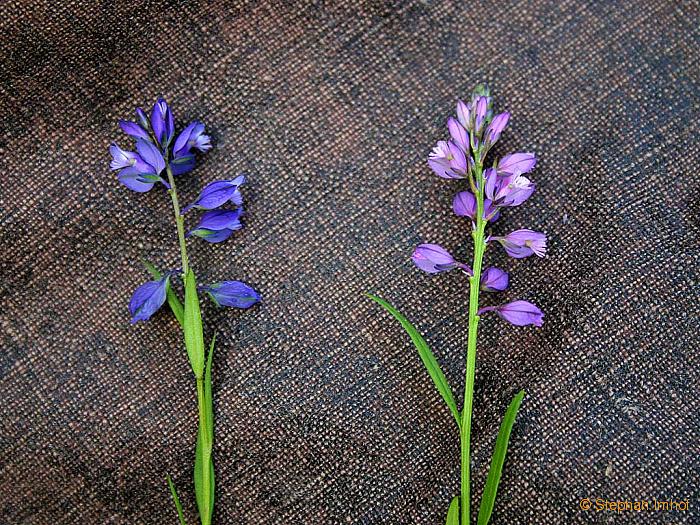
(1, 0), (698, 523)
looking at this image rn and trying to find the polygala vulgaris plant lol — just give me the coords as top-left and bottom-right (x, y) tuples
(110, 98), (260, 525)
(370, 85), (545, 525)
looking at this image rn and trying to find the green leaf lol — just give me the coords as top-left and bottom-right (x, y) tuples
(368, 294), (460, 428)
(194, 431), (215, 525)
(183, 270), (205, 378)
(205, 334), (216, 443)
(143, 260), (184, 326)
(194, 335), (217, 525)
(477, 390), (525, 525)
(166, 475), (188, 525)
(445, 496), (459, 525)
(143, 259), (161, 279)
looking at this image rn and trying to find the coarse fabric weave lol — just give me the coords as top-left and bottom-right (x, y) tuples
(1, 1), (698, 524)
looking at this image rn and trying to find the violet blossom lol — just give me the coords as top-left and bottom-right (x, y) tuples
(414, 86), (545, 327)
(479, 301), (544, 327)
(491, 229), (547, 259)
(129, 275), (170, 323)
(110, 98), (213, 191)
(412, 244), (471, 274)
(187, 209), (243, 243)
(428, 140), (469, 179)
(497, 152), (537, 176)
(453, 191), (499, 222)
(182, 176), (245, 214)
(484, 167), (535, 207)
(200, 281), (261, 308)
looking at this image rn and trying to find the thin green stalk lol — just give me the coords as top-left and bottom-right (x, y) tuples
(460, 161), (487, 525)
(166, 161), (214, 524)
(165, 164), (189, 275)
(196, 377), (212, 523)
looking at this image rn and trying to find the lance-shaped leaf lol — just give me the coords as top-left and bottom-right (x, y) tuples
(184, 270), (205, 377)
(368, 294), (460, 428)
(166, 475), (188, 525)
(194, 335), (216, 525)
(445, 496), (459, 525)
(477, 390), (525, 525)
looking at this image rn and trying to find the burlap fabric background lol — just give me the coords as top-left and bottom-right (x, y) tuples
(1, 1), (698, 524)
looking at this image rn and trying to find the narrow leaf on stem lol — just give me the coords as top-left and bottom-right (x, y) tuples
(166, 475), (188, 525)
(368, 293), (461, 428)
(194, 335), (216, 525)
(477, 390), (525, 525)
(445, 496), (460, 525)
(183, 270), (205, 377)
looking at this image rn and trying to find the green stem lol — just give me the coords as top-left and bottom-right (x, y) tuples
(460, 162), (487, 525)
(196, 377), (212, 523)
(165, 164), (189, 275)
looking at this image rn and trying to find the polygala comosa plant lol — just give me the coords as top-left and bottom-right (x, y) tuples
(110, 98), (260, 525)
(370, 85), (546, 525)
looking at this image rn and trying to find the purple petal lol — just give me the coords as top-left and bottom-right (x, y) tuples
(453, 191), (476, 218)
(195, 209), (243, 231)
(164, 105), (175, 145)
(411, 243), (457, 274)
(428, 158), (462, 179)
(485, 112), (510, 144)
(498, 152), (537, 176)
(174, 122), (197, 157)
(119, 120), (150, 141)
(495, 300), (543, 327)
(480, 267), (509, 292)
(135, 107), (150, 130)
(202, 281), (260, 308)
(474, 96), (488, 131)
(170, 155), (196, 176)
(484, 168), (499, 201)
(117, 167), (155, 193)
(129, 277), (168, 323)
(447, 117), (469, 152)
(135, 139), (165, 175)
(448, 141), (467, 173)
(456, 99), (471, 129)
(189, 228), (236, 243)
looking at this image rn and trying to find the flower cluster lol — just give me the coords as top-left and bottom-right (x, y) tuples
(109, 99), (210, 192)
(111, 98), (260, 323)
(414, 86), (545, 326)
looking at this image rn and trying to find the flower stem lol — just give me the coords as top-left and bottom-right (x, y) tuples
(196, 377), (212, 525)
(165, 164), (189, 275)
(461, 162), (487, 524)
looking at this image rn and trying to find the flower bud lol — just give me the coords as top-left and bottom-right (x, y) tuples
(151, 98), (174, 147)
(480, 267), (509, 292)
(485, 112), (510, 146)
(447, 117), (469, 152)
